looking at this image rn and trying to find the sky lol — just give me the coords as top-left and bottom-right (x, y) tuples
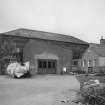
(0, 0), (105, 43)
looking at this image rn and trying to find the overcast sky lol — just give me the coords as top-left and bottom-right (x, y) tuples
(0, 0), (105, 43)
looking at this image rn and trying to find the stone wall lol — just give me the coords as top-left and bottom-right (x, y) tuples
(23, 39), (73, 75)
(81, 48), (99, 72)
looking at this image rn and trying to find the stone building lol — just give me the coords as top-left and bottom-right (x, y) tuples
(0, 28), (88, 75)
(81, 38), (105, 73)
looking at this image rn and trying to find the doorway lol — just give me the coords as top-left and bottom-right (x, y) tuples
(38, 59), (57, 74)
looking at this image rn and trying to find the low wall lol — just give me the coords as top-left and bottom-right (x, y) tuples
(93, 66), (105, 73)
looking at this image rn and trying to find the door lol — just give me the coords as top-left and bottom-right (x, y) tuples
(38, 59), (57, 74)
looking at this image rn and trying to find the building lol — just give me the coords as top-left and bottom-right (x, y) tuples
(0, 28), (88, 75)
(82, 38), (105, 73)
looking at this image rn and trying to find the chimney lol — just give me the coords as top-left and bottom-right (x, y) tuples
(100, 36), (105, 44)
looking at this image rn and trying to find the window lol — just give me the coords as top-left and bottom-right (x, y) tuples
(38, 61), (42, 68)
(73, 61), (78, 66)
(52, 62), (55, 68)
(43, 61), (47, 68)
(48, 62), (51, 68)
(72, 60), (78, 66)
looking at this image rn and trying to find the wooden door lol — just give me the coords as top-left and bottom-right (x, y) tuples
(38, 59), (57, 74)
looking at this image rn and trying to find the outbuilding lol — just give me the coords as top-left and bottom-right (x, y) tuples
(0, 28), (89, 75)
(81, 38), (105, 73)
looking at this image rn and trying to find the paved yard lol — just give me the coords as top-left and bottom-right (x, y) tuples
(0, 75), (80, 105)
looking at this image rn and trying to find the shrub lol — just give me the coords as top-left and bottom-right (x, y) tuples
(73, 70), (86, 74)
(80, 81), (105, 105)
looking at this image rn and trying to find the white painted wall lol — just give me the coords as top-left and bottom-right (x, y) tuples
(99, 57), (105, 66)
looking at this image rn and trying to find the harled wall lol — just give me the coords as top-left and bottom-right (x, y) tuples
(23, 39), (73, 75)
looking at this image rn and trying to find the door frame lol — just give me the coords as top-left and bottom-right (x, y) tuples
(37, 59), (57, 74)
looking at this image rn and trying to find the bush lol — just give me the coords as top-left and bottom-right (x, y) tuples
(73, 70), (86, 74)
(80, 81), (105, 105)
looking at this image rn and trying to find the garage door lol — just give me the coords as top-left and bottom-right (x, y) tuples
(38, 59), (57, 74)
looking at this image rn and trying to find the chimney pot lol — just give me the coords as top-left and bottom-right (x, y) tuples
(100, 36), (105, 44)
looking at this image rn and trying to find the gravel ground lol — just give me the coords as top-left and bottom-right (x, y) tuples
(0, 75), (80, 105)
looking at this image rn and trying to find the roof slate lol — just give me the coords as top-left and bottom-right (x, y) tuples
(1, 28), (88, 45)
(90, 43), (105, 57)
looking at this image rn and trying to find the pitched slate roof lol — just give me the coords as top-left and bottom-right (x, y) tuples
(1, 28), (88, 45)
(89, 43), (105, 57)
